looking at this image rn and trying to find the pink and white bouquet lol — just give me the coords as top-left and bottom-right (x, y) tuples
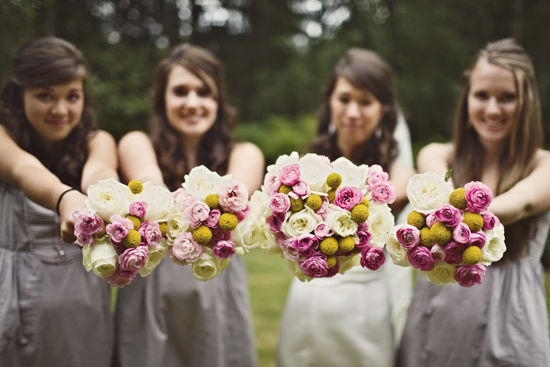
(235, 152), (396, 281)
(387, 172), (506, 287)
(74, 177), (174, 288)
(167, 166), (250, 281)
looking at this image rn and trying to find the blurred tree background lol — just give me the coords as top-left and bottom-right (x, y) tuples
(2, 0), (550, 265)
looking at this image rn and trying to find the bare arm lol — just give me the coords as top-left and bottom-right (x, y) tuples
(226, 142), (265, 195)
(489, 152), (550, 225)
(81, 130), (119, 192)
(416, 143), (452, 177)
(389, 162), (416, 213)
(118, 131), (166, 187)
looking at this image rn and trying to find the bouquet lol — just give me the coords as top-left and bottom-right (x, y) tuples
(167, 166), (251, 281)
(386, 171), (506, 287)
(74, 177), (175, 288)
(234, 152), (396, 281)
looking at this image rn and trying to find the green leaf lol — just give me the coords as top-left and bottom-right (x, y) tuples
(445, 169), (453, 182)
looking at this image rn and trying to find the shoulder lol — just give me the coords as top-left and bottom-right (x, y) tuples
(533, 149), (550, 168)
(119, 131), (153, 148)
(88, 130), (116, 146)
(230, 142), (264, 161)
(418, 143), (452, 161)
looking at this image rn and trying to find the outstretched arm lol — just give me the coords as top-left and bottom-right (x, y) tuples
(118, 131), (166, 187)
(226, 142), (265, 195)
(81, 130), (119, 192)
(416, 143), (452, 177)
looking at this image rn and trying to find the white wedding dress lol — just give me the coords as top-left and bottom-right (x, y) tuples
(277, 115), (414, 367)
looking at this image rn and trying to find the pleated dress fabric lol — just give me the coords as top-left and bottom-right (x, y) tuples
(0, 181), (114, 366)
(114, 254), (257, 367)
(397, 210), (550, 367)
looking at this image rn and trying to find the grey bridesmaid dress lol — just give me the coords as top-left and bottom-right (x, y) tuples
(114, 254), (257, 367)
(0, 182), (114, 366)
(397, 211), (550, 367)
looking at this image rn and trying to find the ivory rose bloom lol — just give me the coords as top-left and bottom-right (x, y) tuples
(138, 244), (167, 277)
(182, 165), (228, 200)
(386, 226), (412, 267)
(86, 177), (133, 221)
(481, 224), (506, 265)
(366, 204), (395, 247)
(166, 209), (189, 242)
(281, 208), (321, 238)
(325, 205), (358, 237)
(406, 172), (453, 215)
(191, 248), (230, 281)
(82, 237), (118, 279)
(298, 154), (333, 191)
(138, 186), (175, 222)
(422, 262), (458, 286)
(232, 216), (280, 253)
(331, 157), (369, 189)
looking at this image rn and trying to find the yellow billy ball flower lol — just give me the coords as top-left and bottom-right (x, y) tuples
(126, 215), (141, 230)
(158, 222), (168, 237)
(361, 197), (370, 208)
(305, 194), (323, 210)
(450, 188), (467, 210)
(339, 236), (355, 253)
(326, 172), (343, 189)
(463, 211), (484, 232)
(430, 222), (453, 246)
(462, 245), (482, 265)
(407, 211), (426, 229)
(122, 229), (141, 248)
(204, 194), (220, 209)
(290, 197), (305, 212)
(326, 255), (337, 268)
(218, 213), (238, 231)
(278, 185), (292, 195)
(320, 237), (339, 256)
(327, 189), (336, 204)
(192, 225), (213, 245)
(351, 205), (369, 224)
(128, 180), (143, 195)
(420, 227), (433, 247)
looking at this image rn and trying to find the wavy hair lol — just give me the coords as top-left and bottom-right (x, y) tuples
(310, 48), (398, 170)
(0, 36), (96, 188)
(149, 44), (235, 191)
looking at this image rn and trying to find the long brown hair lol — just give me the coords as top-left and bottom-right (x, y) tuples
(451, 38), (543, 262)
(150, 44), (235, 191)
(310, 48), (398, 170)
(0, 36), (96, 188)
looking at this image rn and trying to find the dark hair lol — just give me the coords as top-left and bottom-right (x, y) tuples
(310, 48), (398, 170)
(150, 43), (235, 191)
(451, 38), (543, 262)
(0, 36), (96, 188)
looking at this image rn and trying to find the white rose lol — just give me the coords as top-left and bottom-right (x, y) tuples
(182, 165), (228, 200)
(422, 262), (458, 286)
(281, 208), (321, 238)
(86, 177), (133, 221)
(406, 172), (453, 215)
(481, 223), (506, 265)
(82, 237), (118, 278)
(191, 247), (230, 281)
(325, 205), (358, 237)
(366, 203), (395, 247)
(166, 209), (189, 245)
(267, 151), (300, 173)
(249, 190), (272, 218)
(136, 185), (175, 222)
(138, 245), (167, 277)
(298, 153), (333, 191)
(386, 224), (411, 267)
(337, 254), (360, 274)
(332, 157), (369, 190)
(232, 216), (280, 254)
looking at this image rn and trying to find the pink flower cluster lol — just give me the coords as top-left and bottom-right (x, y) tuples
(367, 165), (396, 204)
(73, 210), (105, 247)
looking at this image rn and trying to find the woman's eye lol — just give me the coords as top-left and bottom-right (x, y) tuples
(67, 94), (81, 102)
(474, 92), (488, 100)
(500, 93), (516, 102)
(198, 89), (211, 97)
(360, 99), (372, 106)
(173, 87), (188, 97)
(338, 97), (350, 104)
(37, 92), (52, 100)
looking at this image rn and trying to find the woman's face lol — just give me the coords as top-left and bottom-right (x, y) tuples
(468, 59), (519, 145)
(23, 78), (84, 149)
(330, 76), (384, 147)
(165, 65), (219, 139)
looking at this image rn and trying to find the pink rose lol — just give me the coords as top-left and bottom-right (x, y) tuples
(138, 221), (162, 247)
(334, 186), (364, 210)
(206, 209), (221, 228)
(217, 180), (249, 213)
(282, 245), (301, 262)
(367, 166), (389, 187)
(173, 188), (192, 212)
(369, 164), (384, 175)
(314, 222), (332, 239)
(212, 240), (236, 259)
(468, 231), (487, 249)
(360, 244), (385, 271)
(408, 246), (435, 271)
(358, 222), (367, 231)
(280, 164), (301, 186)
(169, 232), (203, 265)
(106, 214), (134, 243)
(182, 198), (210, 228)
(396, 225), (421, 250)
(315, 197), (330, 218)
(370, 181), (396, 204)
(454, 264), (486, 287)
(289, 234), (318, 252)
(210, 227), (231, 243)
(434, 204), (461, 227)
(106, 269), (137, 288)
(73, 210), (104, 236)
(267, 213), (285, 233)
(76, 233), (93, 247)
(303, 248), (321, 258)
(464, 181), (493, 214)
(444, 240), (465, 265)
(431, 244), (447, 262)
(299, 256), (329, 278)
(453, 222), (471, 244)
(356, 230), (373, 248)
(129, 201), (148, 219)
(119, 245), (149, 272)
(235, 203), (251, 222)
(292, 181), (309, 197)
(326, 262), (340, 277)
(482, 212), (500, 231)
(263, 171), (282, 195)
(426, 213), (437, 228)
(269, 193), (291, 213)
(275, 232), (290, 247)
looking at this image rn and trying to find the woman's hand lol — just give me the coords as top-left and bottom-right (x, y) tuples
(58, 190), (87, 243)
